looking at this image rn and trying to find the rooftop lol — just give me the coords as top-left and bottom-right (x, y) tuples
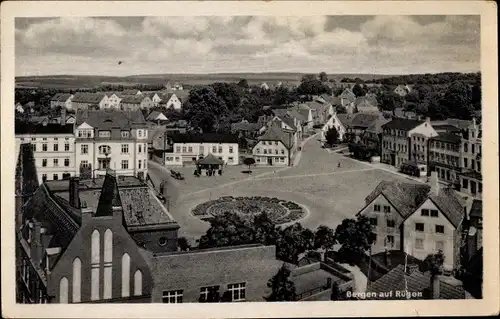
(50, 93), (73, 102)
(469, 199), (482, 218)
(15, 121), (74, 135)
(72, 92), (106, 104)
(382, 118), (424, 131)
(169, 132), (239, 144)
(258, 124), (293, 149)
(75, 109), (147, 129)
(431, 132), (462, 144)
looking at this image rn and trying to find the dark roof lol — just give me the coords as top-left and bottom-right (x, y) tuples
(367, 265), (466, 299)
(120, 95), (147, 104)
(364, 181), (464, 228)
(349, 113), (379, 128)
(469, 199), (482, 218)
(336, 114), (353, 128)
(197, 153), (224, 165)
(15, 121), (74, 135)
(258, 124), (293, 149)
(75, 109), (146, 129)
(170, 133), (238, 144)
(50, 93), (73, 102)
(431, 133), (462, 144)
(320, 94), (340, 105)
(382, 118), (424, 131)
(274, 113), (297, 131)
(72, 92), (106, 104)
(120, 89), (141, 95)
(366, 117), (390, 134)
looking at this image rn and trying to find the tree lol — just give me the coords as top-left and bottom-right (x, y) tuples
(404, 91), (420, 104)
(301, 74), (317, 83)
(198, 212), (255, 248)
(253, 212), (278, 245)
(441, 81), (474, 120)
(177, 237), (190, 251)
(377, 91), (403, 115)
(276, 223), (314, 264)
(264, 264), (297, 301)
(334, 216), (375, 264)
(297, 79), (329, 96)
(314, 225), (336, 254)
(344, 132), (356, 144)
(237, 79), (249, 88)
(238, 136), (249, 150)
(352, 84), (366, 97)
(243, 157), (256, 173)
(319, 72), (328, 83)
(325, 126), (339, 146)
(185, 85), (228, 133)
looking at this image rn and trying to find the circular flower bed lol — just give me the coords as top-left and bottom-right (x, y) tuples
(192, 196), (305, 225)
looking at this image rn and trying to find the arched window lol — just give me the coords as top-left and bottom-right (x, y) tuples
(72, 258), (81, 303)
(59, 277), (68, 304)
(91, 229), (100, 301)
(134, 270), (142, 296)
(121, 253), (130, 297)
(103, 229), (113, 299)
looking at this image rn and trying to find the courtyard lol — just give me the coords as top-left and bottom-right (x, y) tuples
(148, 135), (415, 243)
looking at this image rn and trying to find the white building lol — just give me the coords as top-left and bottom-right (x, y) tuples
(104, 92), (123, 109)
(71, 92), (108, 111)
(160, 93), (182, 110)
(164, 133), (239, 166)
(252, 122), (294, 167)
(50, 93), (74, 110)
(320, 113), (346, 142)
(74, 109), (149, 179)
(15, 120), (76, 183)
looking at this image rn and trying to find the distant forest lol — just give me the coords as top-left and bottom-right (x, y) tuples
(340, 72), (481, 86)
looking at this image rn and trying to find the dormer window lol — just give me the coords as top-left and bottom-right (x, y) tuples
(121, 131), (130, 138)
(99, 130), (111, 138)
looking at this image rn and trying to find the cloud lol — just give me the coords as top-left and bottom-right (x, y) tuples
(15, 15), (480, 76)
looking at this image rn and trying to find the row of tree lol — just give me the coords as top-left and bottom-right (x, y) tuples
(341, 72), (480, 86)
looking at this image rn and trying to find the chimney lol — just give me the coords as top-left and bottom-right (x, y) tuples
(432, 275), (441, 299)
(429, 170), (440, 196)
(61, 108), (66, 125)
(69, 177), (81, 208)
(405, 263), (419, 275)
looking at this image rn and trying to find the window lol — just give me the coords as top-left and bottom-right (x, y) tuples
(228, 283), (246, 301)
(212, 146), (217, 153)
(281, 149), (285, 155)
(138, 144), (142, 153)
(121, 144), (129, 154)
(218, 146), (223, 153)
(42, 159), (47, 167)
(99, 130), (111, 138)
(229, 146), (234, 154)
(31, 143), (37, 152)
(387, 219), (395, 228)
(275, 149), (279, 155)
(134, 270), (142, 296)
(464, 142), (468, 153)
(43, 137), (47, 141)
(430, 210), (438, 217)
(42, 174), (47, 182)
(471, 144), (475, 154)
(374, 204), (381, 212)
(162, 290), (183, 303)
(138, 130), (143, 138)
(464, 158), (468, 168)
(138, 160), (142, 169)
(80, 160), (90, 168)
(175, 146), (181, 153)
(72, 258), (82, 303)
(199, 145), (204, 154)
(421, 209), (429, 216)
(91, 230), (100, 301)
(228, 157), (234, 163)
(462, 178), (469, 189)
(53, 159), (59, 167)
(263, 149), (267, 154)
(104, 229), (113, 299)
(182, 146), (187, 153)
(64, 158), (70, 167)
(59, 277), (69, 303)
(188, 146), (193, 153)
(386, 235), (395, 247)
(121, 253), (130, 298)
(64, 143), (70, 151)
(415, 223), (424, 232)
(99, 145), (111, 155)
(81, 145), (88, 154)
(199, 286), (220, 302)
(121, 131), (130, 138)
(275, 141), (278, 146)
(42, 143), (48, 152)
(435, 225), (445, 234)
(121, 160), (129, 170)
(383, 206), (391, 214)
(435, 241), (444, 252)
(415, 238), (424, 249)
(370, 217), (378, 226)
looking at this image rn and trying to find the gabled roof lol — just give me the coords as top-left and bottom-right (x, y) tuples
(72, 92), (106, 104)
(146, 111), (168, 121)
(382, 118), (424, 131)
(15, 121), (74, 135)
(469, 199), (482, 218)
(50, 93), (73, 102)
(120, 95), (148, 104)
(336, 114), (353, 128)
(258, 125), (293, 149)
(365, 116), (391, 134)
(197, 153), (224, 165)
(320, 94), (340, 105)
(367, 265), (466, 299)
(75, 109), (146, 129)
(431, 132), (462, 144)
(272, 112), (297, 131)
(349, 113), (379, 129)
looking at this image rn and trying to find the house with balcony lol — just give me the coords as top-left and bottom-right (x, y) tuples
(164, 133), (239, 166)
(74, 109), (149, 180)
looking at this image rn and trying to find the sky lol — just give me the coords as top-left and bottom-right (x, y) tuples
(15, 15), (480, 76)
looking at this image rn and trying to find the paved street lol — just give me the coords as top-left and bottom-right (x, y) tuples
(148, 135), (415, 243)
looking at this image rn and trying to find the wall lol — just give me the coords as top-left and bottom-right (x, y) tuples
(358, 194), (404, 254)
(165, 142), (239, 166)
(381, 130), (409, 167)
(402, 198), (457, 270)
(47, 213), (153, 303)
(130, 227), (179, 254)
(252, 140), (289, 166)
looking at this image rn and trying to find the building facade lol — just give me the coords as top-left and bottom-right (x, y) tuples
(50, 94), (74, 110)
(161, 93), (182, 110)
(429, 133), (462, 184)
(15, 121), (76, 183)
(74, 110), (149, 180)
(252, 122), (294, 167)
(459, 119), (482, 198)
(164, 133), (239, 166)
(104, 93), (122, 109)
(71, 93), (109, 111)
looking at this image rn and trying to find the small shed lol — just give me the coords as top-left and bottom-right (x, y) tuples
(196, 153), (224, 176)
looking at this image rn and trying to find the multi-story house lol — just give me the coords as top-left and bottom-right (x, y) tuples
(164, 133), (239, 166)
(104, 92), (122, 109)
(50, 93), (74, 110)
(429, 133), (462, 184)
(381, 118), (437, 168)
(458, 119), (482, 198)
(321, 112), (347, 142)
(338, 88), (356, 108)
(358, 172), (466, 271)
(16, 170), (179, 303)
(71, 92), (109, 111)
(74, 109), (149, 180)
(160, 93), (182, 110)
(252, 121), (294, 166)
(15, 119), (76, 184)
(362, 116), (390, 154)
(119, 95), (154, 111)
